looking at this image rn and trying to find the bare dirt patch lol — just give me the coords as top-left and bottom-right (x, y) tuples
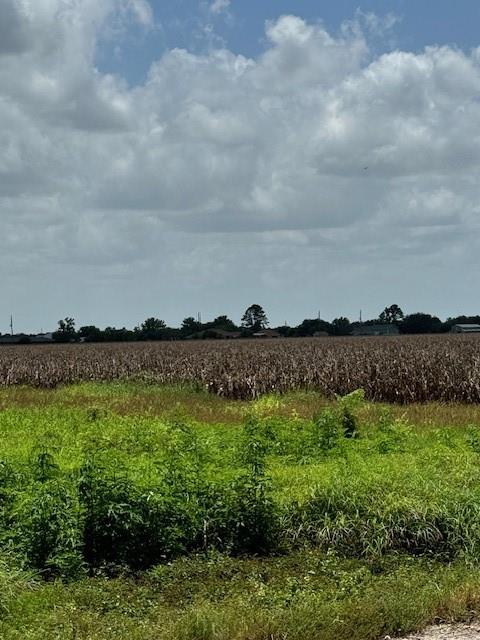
(398, 623), (480, 639)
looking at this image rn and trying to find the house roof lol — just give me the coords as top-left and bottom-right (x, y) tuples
(252, 329), (281, 337)
(453, 324), (480, 330)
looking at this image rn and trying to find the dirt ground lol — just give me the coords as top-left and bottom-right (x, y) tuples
(396, 624), (480, 639)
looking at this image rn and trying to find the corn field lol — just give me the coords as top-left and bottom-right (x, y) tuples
(1, 335), (480, 402)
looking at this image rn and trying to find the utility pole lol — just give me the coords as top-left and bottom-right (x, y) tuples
(359, 310), (362, 323)
(10, 315), (13, 336)
(197, 312), (202, 324)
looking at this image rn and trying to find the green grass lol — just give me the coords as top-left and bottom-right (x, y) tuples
(2, 552), (480, 640)
(1, 383), (480, 638)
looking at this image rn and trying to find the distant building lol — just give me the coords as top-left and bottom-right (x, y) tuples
(313, 331), (329, 337)
(252, 329), (281, 339)
(209, 329), (242, 339)
(451, 324), (480, 334)
(31, 333), (54, 343)
(352, 324), (399, 337)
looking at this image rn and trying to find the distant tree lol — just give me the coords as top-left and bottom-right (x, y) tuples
(210, 315), (238, 331)
(379, 304), (404, 324)
(78, 326), (104, 342)
(296, 318), (332, 337)
(53, 317), (76, 343)
(443, 315), (480, 332)
(181, 317), (202, 336)
(241, 305), (269, 332)
(400, 313), (442, 334)
(275, 325), (293, 337)
(134, 318), (167, 341)
(159, 327), (182, 341)
(104, 327), (135, 342)
(331, 317), (352, 336)
(141, 318), (166, 332)
(58, 317), (75, 333)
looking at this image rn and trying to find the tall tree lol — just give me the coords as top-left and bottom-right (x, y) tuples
(241, 305), (269, 332)
(400, 313), (442, 334)
(379, 304), (404, 324)
(296, 318), (332, 336)
(78, 326), (103, 342)
(331, 317), (351, 336)
(53, 317), (76, 342)
(181, 317), (202, 336)
(210, 315), (238, 331)
(136, 317), (167, 341)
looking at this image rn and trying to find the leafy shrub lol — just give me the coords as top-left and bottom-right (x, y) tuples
(375, 410), (411, 454)
(311, 410), (341, 454)
(337, 389), (365, 439)
(206, 417), (280, 555)
(13, 478), (83, 578)
(78, 457), (204, 571)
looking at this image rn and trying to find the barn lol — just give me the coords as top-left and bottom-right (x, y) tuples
(451, 324), (480, 334)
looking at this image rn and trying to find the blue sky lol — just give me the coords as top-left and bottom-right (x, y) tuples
(98, 0), (480, 86)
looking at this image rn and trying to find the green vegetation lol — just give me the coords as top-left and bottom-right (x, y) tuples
(1, 383), (480, 638)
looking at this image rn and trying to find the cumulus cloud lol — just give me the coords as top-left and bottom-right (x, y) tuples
(2, 2), (480, 327)
(126, 0), (154, 27)
(209, 0), (231, 15)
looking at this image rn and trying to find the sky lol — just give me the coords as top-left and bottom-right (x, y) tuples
(2, 1), (480, 333)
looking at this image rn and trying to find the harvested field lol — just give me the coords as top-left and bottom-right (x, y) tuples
(1, 335), (480, 402)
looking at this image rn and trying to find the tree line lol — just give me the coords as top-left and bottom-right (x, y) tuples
(46, 304), (480, 343)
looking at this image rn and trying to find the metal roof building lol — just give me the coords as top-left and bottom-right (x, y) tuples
(451, 324), (480, 333)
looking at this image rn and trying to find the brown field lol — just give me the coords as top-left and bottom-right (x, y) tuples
(1, 334), (480, 403)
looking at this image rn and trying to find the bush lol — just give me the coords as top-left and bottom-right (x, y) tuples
(79, 457), (204, 571)
(14, 478), (83, 578)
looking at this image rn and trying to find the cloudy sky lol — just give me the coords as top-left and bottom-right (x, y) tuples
(2, 0), (480, 333)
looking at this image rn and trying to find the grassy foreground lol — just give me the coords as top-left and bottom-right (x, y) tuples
(1, 383), (480, 638)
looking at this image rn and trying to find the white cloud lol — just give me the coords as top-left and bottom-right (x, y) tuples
(127, 0), (154, 28)
(209, 0), (230, 15)
(2, 3), (480, 328)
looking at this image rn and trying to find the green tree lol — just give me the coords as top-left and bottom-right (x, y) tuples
(400, 313), (442, 334)
(296, 318), (332, 336)
(181, 317), (202, 336)
(78, 326), (103, 342)
(379, 304), (404, 324)
(53, 318), (76, 343)
(136, 318), (167, 341)
(104, 327), (135, 342)
(210, 315), (238, 331)
(331, 317), (351, 336)
(241, 305), (269, 332)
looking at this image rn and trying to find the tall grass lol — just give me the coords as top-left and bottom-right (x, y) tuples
(0, 390), (479, 578)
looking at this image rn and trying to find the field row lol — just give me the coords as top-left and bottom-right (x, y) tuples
(1, 335), (480, 402)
